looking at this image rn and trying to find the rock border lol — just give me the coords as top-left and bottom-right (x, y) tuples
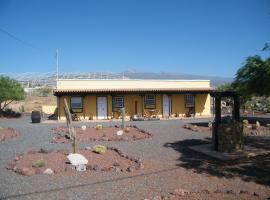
(52, 125), (153, 143)
(7, 147), (144, 176)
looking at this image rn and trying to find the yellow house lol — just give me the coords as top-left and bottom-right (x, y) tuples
(53, 79), (214, 120)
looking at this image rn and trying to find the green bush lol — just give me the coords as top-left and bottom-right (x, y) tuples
(32, 159), (46, 168)
(93, 145), (107, 154)
(95, 124), (102, 130)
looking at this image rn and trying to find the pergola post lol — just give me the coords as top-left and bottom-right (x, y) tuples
(213, 95), (221, 151)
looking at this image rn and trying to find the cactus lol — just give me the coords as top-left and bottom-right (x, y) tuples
(0, 126), (4, 133)
(32, 159), (46, 168)
(93, 145), (107, 154)
(95, 124), (103, 130)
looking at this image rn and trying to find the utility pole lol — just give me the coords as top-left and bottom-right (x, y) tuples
(56, 49), (59, 80)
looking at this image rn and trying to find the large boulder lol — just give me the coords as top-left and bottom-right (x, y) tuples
(67, 153), (88, 166)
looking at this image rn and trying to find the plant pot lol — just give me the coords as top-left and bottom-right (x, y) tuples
(31, 111), (41, 123)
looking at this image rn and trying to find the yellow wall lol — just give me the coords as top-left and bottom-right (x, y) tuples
(195, 94), (211, 116)
(58, 93), (211, 120)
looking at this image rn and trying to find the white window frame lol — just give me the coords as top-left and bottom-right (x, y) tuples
(70, 97), (83, 109)
(184, 94), (195, 108)
(112, 96), (124, 110)
(144, 94), (155, 109)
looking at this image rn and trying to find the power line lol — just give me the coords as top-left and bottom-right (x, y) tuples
(0, 27), (43, 51)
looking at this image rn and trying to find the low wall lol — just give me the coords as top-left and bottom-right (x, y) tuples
(42, 105), (57, 114)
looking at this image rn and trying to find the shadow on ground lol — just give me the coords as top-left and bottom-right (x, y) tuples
(164, 137), (270, 186)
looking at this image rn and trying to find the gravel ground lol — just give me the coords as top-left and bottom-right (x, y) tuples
(0, 116), (269, 200)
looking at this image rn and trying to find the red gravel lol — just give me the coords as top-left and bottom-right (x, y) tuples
(0, 128), (19, 142)
(52, 125), (152, 143)
(7, 147), (143, 176)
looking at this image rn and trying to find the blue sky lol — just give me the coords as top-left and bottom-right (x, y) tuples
(0, 0), (269, 77)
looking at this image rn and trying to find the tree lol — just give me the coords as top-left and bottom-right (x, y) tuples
(232, 56), (270, 97)
(0, 76), (25, 115)
(216, 83), (234, 92)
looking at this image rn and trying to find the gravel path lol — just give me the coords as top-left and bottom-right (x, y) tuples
(0, 116), (269, 200)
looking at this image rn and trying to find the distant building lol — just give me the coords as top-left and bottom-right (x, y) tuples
(53, 79), (214, 120)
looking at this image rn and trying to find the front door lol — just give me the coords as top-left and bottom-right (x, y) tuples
(97, 97), (107, 119)
(162, 94), (170, 117)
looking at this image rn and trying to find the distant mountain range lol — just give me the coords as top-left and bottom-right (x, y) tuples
(5, 71), (233, 88)
(121, 71), (233, 87)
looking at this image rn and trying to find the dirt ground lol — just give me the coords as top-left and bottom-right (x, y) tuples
(0, 117), (270, 200)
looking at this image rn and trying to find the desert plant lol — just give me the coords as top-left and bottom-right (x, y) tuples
(3, 108), (21, 118)
(32, 159), (46, 168)
(95, 124), (102, 130)
(93, 145), (107, 154)
(0, 76), (25, 116)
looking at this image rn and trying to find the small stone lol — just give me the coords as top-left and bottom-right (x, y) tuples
(92, 164), (99, 171)
(124, 127), (130, 133)
(226, 190), (234, 194)
(81, 125), (87, 131)
(116, 130), (124, 136)
(201, 189), (210, 194)
(184, 124), (190, 129)
(253, 192), (259, 196)
(14, 156), (19, 161)
(152, 196), (162, 200)
(39, 148), (48, 153)
(76, 164), (86, 172)
(239, 190), (249, 194)
(173, 188), (190, 196)
(113, 161), (120, 167)
(214, 189), (222, 193)
(85, 146), (92, 150)
(126, 166), (135, 172)
(101, 137), (109, 141)
(113, 167), (121, 173)
(247, 153), (256, 158)
(139, 163), (144, 168)
(21, 168), (35, 176)
(136, 163), (144, 169)
(43, 168), (54, 175)
(120, 153), (126, 157)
